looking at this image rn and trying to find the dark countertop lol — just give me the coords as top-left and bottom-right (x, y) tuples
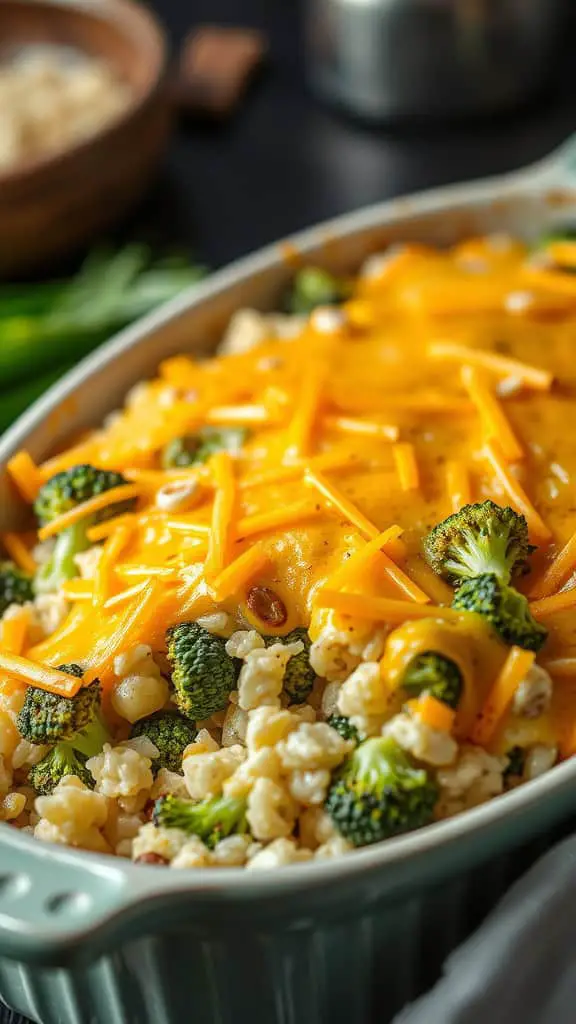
(1, 0), (576, 1021)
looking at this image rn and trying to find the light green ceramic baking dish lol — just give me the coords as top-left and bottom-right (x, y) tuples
(2, 137), (576, 1024)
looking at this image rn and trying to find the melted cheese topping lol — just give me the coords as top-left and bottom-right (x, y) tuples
(7, 236), (576, 747)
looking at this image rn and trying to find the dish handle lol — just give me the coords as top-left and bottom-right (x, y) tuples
(0, 827), (154, 965)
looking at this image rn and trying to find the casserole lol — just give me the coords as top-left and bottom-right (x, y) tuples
(1, 137), (576, 1023)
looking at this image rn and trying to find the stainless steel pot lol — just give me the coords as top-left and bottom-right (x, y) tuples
(305, 0), (567, 121)
(1, 136), (576, 1024)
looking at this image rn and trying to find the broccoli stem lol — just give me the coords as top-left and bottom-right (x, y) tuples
(72, 715), (110, 759)
(34, 519), (90, 594)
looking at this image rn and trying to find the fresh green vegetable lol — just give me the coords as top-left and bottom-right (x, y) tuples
(285, 266), (351, 315)
(131, 711), (198, 773)
(423, 500), (533, 587)
(166, 621), (239, 721)
(263, 627), (315, 705)
(0, 246), (207, 389)
(17, 667), (108, 752)
(327, 714), (361, 745)
(161, 427), (248, 470)
(21, 665), (110, 796)
(34, 464), (136, 594)
(325, 736), (438, 848)
(452, 573), (548, 653)
(0, 561), (34, 616)
(402, 652), (463, 710)
(28, 745), (93, 796)
(153, 793), (248, 848)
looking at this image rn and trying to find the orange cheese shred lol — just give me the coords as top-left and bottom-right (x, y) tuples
(0, 652), (84, 697)
(0, 610), (30, 656)
(304, 468), (380, 539)
(239, 448), (366, 492)
(61, 579), (93, 602)
(1, 532), (37, 574)
(104, 582), (148, 610)
(530, 587), (576, 619)
(544, 658), (576, 678)
(392, 443), (419, 492)
(483, 442), (551, 541)
(522, 265), (576, 297)
(471, 646), (535, 746)
(38, 484), (142, 542)
(323, 415), (399, 442)
(204, 452), (237, 579)
(210, 543), (272, 602)
(92, 525), (131, 607)
(236, 501), (322, 540)
(285, 362), (325, 459)
(314, 589), (458, 623)
(206, 404), (277, 426)
(325, 525), (430, 604)
(544, 241), (576, 269)
(529, 530), (576, 600)
(86, 514), (138, 543)
(7, 451), (45, 502)
(461, 365), (523, 461)
(428, 341), (553, 391)
(445, 461), (471, 513)
(407, 695), (456, 734)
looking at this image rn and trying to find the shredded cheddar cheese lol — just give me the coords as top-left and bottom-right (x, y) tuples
(304, 468), (380, 539)
(314, 589), (458, 623)
(407, 695), (456, 734)
(1, 533), (36, 575)
(392, 443), (419, 492)
(210, 543), (272, 602)
(530, 530), (576, 600)
(445, 461), (470, 514)
(3, 233), (576, 846)
(0, 653), (84, 697)
(7, 451), (45, 502)
(471, 646), (536, 746)
(461, 365), (523, 462)
(483, 442), (551, 541)
(204, 452), (237, 579)
(428, 341), (553, 391)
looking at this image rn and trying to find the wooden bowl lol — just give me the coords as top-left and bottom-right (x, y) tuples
(0, 0), (170, 274)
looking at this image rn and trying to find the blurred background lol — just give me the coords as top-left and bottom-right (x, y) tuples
(0, 0), (575, 430)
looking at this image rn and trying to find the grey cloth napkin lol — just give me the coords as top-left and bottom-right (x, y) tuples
(395, 833), (576, 1024)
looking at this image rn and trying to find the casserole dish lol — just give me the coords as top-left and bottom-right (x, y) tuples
(1, 137), (576, 1024)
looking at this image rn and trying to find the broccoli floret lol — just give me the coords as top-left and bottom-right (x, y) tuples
(327, 714), (361, 745)
(161, 427), (248, 469)
(285, 266), (351, 315)
(34, 464), (136, 594)
(131, 711), (198, 773)
(452, 574), (548, 653)
(19, 666), (109, 796)
(153, 793), (248, 849)
(28, 744), (93, 796)
(166, 621), (239, 721)
(264, 627), (315, 705)
(402, 652), (463, 710)
(0, 560), (34, 615)
(423, 501), (533, 587)
(17, 668), (108, 753)
(503, 745), (526, 783)
(325, 736), (438, 848)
